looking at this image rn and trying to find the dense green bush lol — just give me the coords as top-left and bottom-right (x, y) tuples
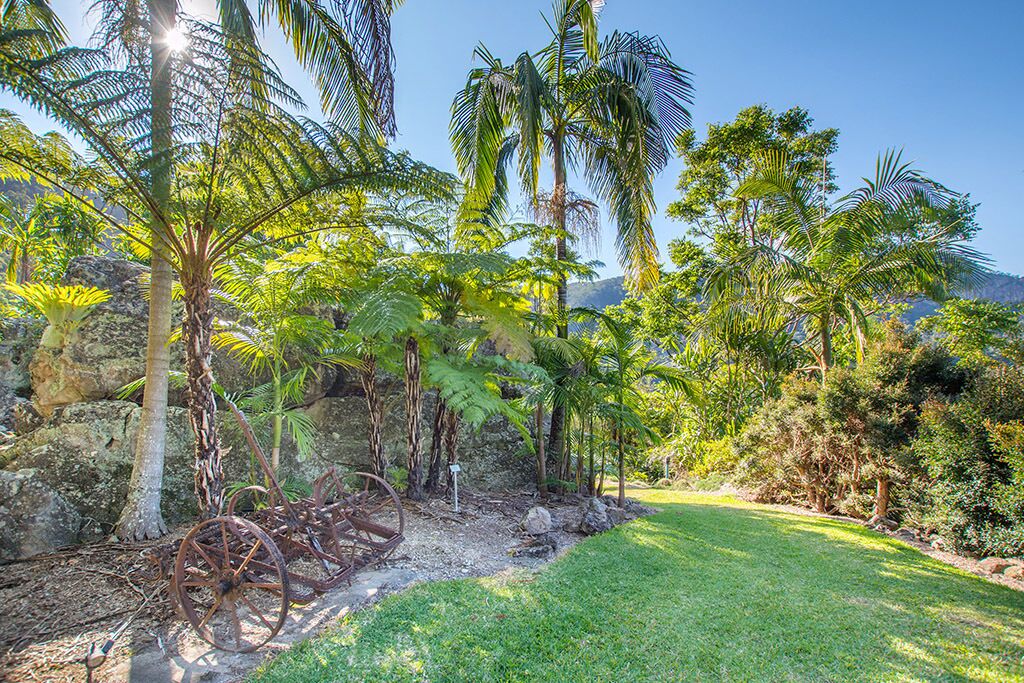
(915, 367), (1024, 556)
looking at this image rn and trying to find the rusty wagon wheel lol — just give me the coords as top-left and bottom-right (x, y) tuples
(173, 516), (290, 652)
(317, 471), (405, 538)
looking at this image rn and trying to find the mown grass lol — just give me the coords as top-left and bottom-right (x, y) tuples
(251, 490), (1024, 682)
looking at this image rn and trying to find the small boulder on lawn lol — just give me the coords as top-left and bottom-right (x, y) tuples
(578, 497), (611, 535)
(979, 557), (1014, 575)
(867, 515), (898, 531)
(510, 532), (557, 560)
(520, 506), (553, 535)
(1004, 564), (1024, 581)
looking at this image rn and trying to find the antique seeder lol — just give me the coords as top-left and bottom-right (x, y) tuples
(149, 400), (405, 652)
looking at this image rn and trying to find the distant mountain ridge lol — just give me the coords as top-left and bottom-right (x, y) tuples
(568, 271), (1024, 322)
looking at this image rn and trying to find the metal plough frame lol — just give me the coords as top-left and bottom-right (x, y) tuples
(155, 399), (405, 652)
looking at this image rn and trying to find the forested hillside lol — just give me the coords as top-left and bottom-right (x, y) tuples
(571, 271), (1024, 322)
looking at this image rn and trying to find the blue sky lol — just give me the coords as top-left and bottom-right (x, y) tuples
(9, 1), (1024, 279)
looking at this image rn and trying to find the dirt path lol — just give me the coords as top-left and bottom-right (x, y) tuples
(0, 491), (586, 682)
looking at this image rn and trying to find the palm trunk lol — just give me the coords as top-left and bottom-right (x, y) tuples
(535, 402), (547, 497)
(404, 336), (424, 500)
(587, 411), (595, 496)
(426, 394), (445, 493)
(597, 435), (607, 496)
(547, 133), (568, 467)
(115, 0), (176, 540)
(181, 261), (223, 518)
(361, 353), (386, 482)
(819, 315), (833, 383)
(16, 253), (30, 284)
(616, 427), (626, 508)
(576, 413), (585, 494)
(270, 366), (283, 473)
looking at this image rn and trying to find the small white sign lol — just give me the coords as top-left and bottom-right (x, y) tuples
(449, 463), (461, 473)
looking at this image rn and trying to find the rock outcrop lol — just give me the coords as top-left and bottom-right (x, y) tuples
(520, 506), (553, 535)
(0, 401), (196, 535)
(0, 469), (81, 560)
(0, 318), (43, 430)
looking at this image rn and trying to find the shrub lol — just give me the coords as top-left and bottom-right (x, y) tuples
(914, 367), (1024, 556)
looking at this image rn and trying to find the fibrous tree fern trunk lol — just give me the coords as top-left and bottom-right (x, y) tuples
(361, 352), (386, 484)
(404, 336), (424, 500)
(115, 0), (176, 540)
(181, 259), (223, 518)
(535, 402), (547, 497)
(426, 394), (445, 494)
(442, 407), (460, 491)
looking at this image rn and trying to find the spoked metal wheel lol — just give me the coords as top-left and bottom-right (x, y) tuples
(324, 471), (405, 538)
(173, 516), (290, 652)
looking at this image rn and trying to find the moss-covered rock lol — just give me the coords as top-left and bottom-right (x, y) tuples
(0, 400), (197, 535)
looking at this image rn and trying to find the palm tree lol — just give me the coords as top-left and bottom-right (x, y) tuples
(0, 25), (444, 517)
(212, 252), (353, 473)
(67, 0), (404, 539)
(592, 312), (681, 507)
(450, 0), (694, 463)
(708, 150), (986, 382)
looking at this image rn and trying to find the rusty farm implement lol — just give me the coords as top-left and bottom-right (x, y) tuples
(148, 399), (405, 652)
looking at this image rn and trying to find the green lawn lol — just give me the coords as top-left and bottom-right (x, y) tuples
(251, 491), (1024, 682)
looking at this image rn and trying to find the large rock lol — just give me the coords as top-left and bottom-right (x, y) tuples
(0, 400), (196, 534)
(579, 497), (612, 535)
(0, 318), (43, 430)
(521, 506), (553, 535)
(0, 469), (81, 560)
(979, 557), (1014, 575)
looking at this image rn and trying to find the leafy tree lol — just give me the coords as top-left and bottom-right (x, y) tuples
(450, 0), (693, 463)
(213, 252), (351, 472)
(18, 0), (405, 540)
(918, 298), (1024, 367)
(707, 150), (985, 380)
(0, 193), (103, 284)
(667, 105), (838, 251)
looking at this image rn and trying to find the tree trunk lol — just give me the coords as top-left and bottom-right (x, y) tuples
(576, 414), (585, 494)
(442, 407), (460, 491)
(819, 315), (833, 383)
(361, 353), (386, 482)
(587, 411), (595, 496)
(181, 262), (223, 518)
(547, 133), (568, 466)
(404, 336), (424, 501)
(616, 427), (626, 508)
(115, 0), (176, 540)
(597, 439), (607, 497)
(535, 402), (547, 497)
(874, 476), (891, 519)
(270, 368), (283, 473)
(426, 394), (445, 494)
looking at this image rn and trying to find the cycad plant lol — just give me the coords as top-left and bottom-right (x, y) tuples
(5, 282), (110, 347)
(707, 150), (986, 382)
(0, 22), (445, 517)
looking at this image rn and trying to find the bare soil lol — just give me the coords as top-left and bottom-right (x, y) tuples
(0, 490), (586, 683)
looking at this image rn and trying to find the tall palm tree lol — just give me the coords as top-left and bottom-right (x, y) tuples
(0, 24), (444, 517)
(592, 312), (681, 507)
(450, 0), (694, 462)
(708, 150), (987, 382)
